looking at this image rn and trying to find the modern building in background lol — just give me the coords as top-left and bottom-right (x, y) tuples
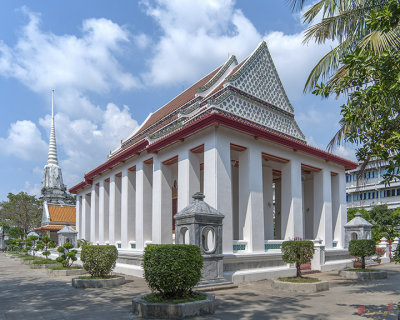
(346, 158), (400, 210)
(35, 90), (76, 242)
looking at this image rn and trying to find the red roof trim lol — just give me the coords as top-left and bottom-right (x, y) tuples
(70, 111), (357, 194)
(147, 111), (358, 170)
(69, 139), (148, 194)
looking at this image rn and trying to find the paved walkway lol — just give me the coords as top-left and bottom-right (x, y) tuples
(0, 253), (399, 319)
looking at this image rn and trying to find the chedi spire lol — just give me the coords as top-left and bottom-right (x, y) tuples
(41, 90), (67, 204)
(47, 89), (58, 165)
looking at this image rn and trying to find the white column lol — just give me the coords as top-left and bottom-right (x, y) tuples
(281, 159), (303, 240)
(121, 168), (136, 249)
(90, 185), (97, 243)
(263, 167), (274, 240)
(115, 175), (122, 243)
(204, 131), (233, 253)
(275, 182), (281, 239)
(98, 181), (105, 244)
(238, 148), (265, 252)
(178, 150), (200, 211)
(76, 195), (81, 239)
(108, 175), (116, 245)
(178, 150), (201, 211)
(135, 161), (153, 251)
(82, 193), (91, 240)
(333, 172), (346, 248)
(94, 184), (99, 243)
(152, 159), (172, 244)
(314, 168), (333, 248)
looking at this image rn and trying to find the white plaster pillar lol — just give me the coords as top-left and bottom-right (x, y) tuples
(178, 150), (201, 211)
(204, 131), (233, 254)
(263, 167), (274, 241)
(281, 159), (303, 240)
(76, 195), (81, 239)
(121, 168), (136, 249)
(275, 182), (282, 239)
(90, 185), (97, 243)
(82, 193), (91, 240)
(114, 175), (122, 243)
(333, 172), (346, 248)
(238, 148), (265, 252)
(135, 161), (153, 251)
(152, 159), (172, 244)
(94, 184), (99, 243)
(108, 175), (116, 245)
(98, 181), (105, 244)
(314, 169), (333, 248)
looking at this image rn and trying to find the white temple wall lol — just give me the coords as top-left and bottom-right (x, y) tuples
(76, 125), (348, 251)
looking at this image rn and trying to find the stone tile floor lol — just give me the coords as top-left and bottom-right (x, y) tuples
(0, 253), (399, 319)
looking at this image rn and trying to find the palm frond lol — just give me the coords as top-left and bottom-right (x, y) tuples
(304, 36), (356, 91)
(358, 28), (400, 53)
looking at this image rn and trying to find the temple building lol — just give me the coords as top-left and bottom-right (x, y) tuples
(70, 42), (357, 281)
(35, 90), (76, 242)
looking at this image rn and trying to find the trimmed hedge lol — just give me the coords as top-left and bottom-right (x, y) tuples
(281, 240), (314, 277)
(349, 239), (376, 269)
(81, 245), (118, 277)
(143, 244), (203, 299)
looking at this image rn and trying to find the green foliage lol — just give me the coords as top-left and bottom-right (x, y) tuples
(281, 240), (314, 277)
(0, 192), (42, 237)
(80, 245), (118, 277)
(6, 238), (24, 252)
(393, 244), (400, 263)
(289, 0), (400, 91)
(142, 244), (203, 299)
(38, 235), (55, 259)
(370, 205), (400, 242)
(26, 235), (39, 256)
(347, 208), (372, 223)
(349, 239), (376, 269)
(77, 239), (91, 248)
(56, 242), (77, 268)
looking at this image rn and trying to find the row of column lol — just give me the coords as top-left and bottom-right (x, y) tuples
(77, 133), (346, 252)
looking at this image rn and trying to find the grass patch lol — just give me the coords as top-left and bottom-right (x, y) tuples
(345, 269), (380, 273)
(278, 277), (321, 283)
(49, 265), (82, 270)
(32, 259), (59, 265)
(143, 292), (207, 304)
(77, 275), (118, 280)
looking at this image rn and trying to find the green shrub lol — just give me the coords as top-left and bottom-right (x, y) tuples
(38, 235), (56, 259)
(56, 242), (77, 268)
(143, 244), (203, 299)
(348, 239), (376, 269)
(281, 240), (314, 277)
(80, 245), (118, 277)
(393, 244), (400, 264)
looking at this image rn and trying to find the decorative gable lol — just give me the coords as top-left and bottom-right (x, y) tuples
(226, 41), (294, 114)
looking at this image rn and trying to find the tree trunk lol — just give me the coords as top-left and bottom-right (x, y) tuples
(296, 262), (301, 277)
(361, 256), (365, 269)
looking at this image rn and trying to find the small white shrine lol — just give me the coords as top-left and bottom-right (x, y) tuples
(70, 41), (357, 282)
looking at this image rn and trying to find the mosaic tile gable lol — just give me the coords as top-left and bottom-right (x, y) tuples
(226, 41), (294, 114)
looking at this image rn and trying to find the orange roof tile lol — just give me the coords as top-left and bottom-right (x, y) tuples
(48, 205), (76, 223)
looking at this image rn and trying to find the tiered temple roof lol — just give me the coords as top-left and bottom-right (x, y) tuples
(70, 41), (357, 194)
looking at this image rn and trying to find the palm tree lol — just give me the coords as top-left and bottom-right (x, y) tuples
(289, 0), (400, 91)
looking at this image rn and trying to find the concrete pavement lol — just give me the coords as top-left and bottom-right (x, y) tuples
(0, 253), (399, 319)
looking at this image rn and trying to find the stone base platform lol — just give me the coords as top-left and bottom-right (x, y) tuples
(272, 279), (329, 293)
(132, 292), (215, 319)
(339, 269), (387, 280)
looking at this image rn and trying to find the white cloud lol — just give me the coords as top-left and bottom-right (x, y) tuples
(134, 33), (151, 49)
(22, 181), (41, 197)
(0, 120), (47, 161)
(333, 145), (357, 161)
(141, 0), (261, 86)
(39, 103), (139, 188)
(0, 8), (140, 118)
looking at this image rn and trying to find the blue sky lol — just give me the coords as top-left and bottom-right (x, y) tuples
(0, 0), (356, 201)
